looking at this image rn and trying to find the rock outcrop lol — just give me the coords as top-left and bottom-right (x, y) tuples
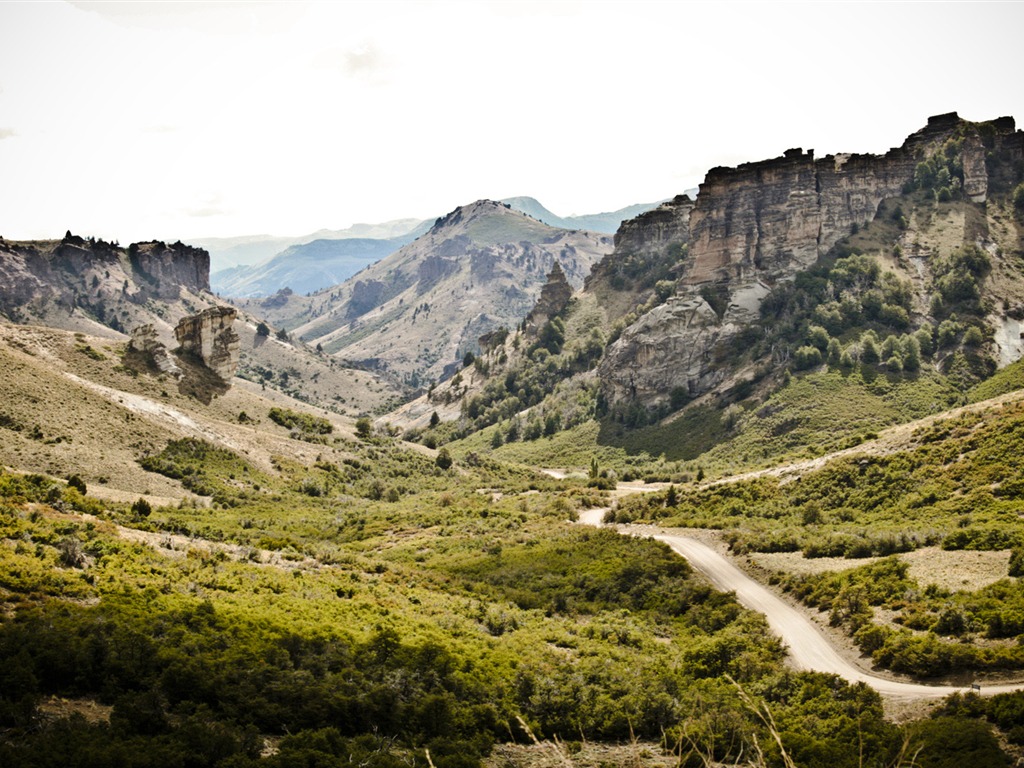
(174, 306), (240, 383)
(601, 113), (1024, 408)
(128, 324), (182, 378)
(128, 241), (210, 300)
(0, 235), (212, 327)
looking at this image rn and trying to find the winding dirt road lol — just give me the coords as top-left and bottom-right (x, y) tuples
(579, 508), (1023, 700)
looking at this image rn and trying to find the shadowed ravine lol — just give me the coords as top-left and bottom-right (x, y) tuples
(578, 507), (1024, 700)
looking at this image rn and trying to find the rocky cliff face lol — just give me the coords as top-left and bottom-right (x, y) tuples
(600, 113), (1024, 408)
(0, 234), (212, 327)
(524, 262), (573, 335)
(128, 324), (183, 378)
(612, 194), (694, 260)
(129, 241), (210, 299)
(174, 306), (240, 383)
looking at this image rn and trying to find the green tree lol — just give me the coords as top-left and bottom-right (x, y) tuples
(793, 345), (823, 370)
(826, 337), (843, 366)
(131, 497), (152, 518)
(256, 321), (270, 337)
(964, 326), (985, 348)
(860, 331), (880, 364)
(355, 417), (372, 439)
(66, 474), (87, 495)
(435, 447), (453, 470)
(806, 325), (830, 351)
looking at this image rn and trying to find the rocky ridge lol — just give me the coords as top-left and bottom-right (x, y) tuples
(0, 234), (209, 331)
(600, 113), (1024, 408)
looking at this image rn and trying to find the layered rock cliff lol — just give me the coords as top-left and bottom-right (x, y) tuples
(611, 194), (694, 260)
(600, 113), (1024, 408)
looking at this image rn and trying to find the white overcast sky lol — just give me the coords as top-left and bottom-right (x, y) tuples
(1, 1), (1022, 243)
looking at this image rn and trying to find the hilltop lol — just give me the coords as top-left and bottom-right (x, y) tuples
(239, 200), (613, 387)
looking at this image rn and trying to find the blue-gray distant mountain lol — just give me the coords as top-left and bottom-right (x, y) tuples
(501, 196), (673, 233)
(212, 235), (424, 298)
(194, 218), (432, 273)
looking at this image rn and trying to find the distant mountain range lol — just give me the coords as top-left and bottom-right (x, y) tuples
(206, 198), (666, 299)
(192, 218), (432, 272)
(500, 196), (676, 233)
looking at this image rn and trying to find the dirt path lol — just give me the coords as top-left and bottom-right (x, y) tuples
(711, 388), (1024, 487)
(581, 511), (1024, 700)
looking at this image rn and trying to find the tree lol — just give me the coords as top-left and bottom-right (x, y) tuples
(964, 325), (985, 348)
(902, 334), (922, 372)
(806, 324), (830, 351)
(256, 322), (270, 337)
(860, 331), (880, 364)
(826, 337), (843, 366)
(435, 448), (453, 470)
(793, 345), (823, 370)
(276, 328), (289, 342)
(66, 474), (87, 495)
(355, 417), (372, 439)
(429, 411), (440, 428)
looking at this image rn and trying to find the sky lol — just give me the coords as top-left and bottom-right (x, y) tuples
(0, 0), (1022, 244)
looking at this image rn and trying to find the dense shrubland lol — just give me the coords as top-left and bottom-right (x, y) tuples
(1, 427), (1014, 766)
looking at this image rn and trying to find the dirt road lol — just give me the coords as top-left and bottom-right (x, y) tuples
(581, 510), (1022, 700)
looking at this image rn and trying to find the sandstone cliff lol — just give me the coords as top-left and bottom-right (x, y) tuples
(600, 113), (1024, 408)
(612, 194), (694, 261)
(174, 306), (241, 383)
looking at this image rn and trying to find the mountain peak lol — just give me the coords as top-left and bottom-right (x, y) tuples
(430, 199), (520, 232)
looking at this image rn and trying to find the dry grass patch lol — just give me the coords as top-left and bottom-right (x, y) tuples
(750, 547), (1011, 594)
(901, 546), (1012, 593)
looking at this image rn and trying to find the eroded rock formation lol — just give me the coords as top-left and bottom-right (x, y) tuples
(525, 262), (572, 335)
(174, 306), (240, 383)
